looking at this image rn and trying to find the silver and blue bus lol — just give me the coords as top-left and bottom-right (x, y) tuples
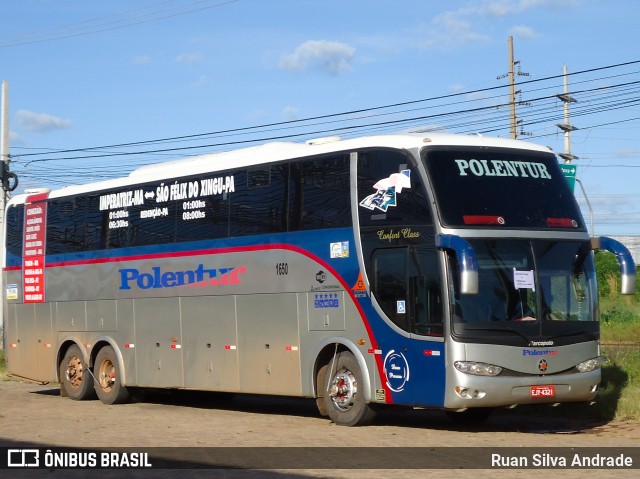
(3, 133), (635, 426)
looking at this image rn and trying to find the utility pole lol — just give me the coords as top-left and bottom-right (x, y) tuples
(499, 36), (530, 139)
(556, 66), (578, 163)
(1, 81), (8, 207)
(508, 36), (517, 140)
(556, 67), (579, 196)
(1, 80), (8, 343)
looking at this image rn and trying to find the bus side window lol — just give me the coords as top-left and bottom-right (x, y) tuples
(409, 246), (443, 336)
(289, 155), (351, 231)
(371, 248), (409, 332)
(357, 149), (432, 227)
(47, 197), (86, 255)
(5, 204), (24, 260)
(371, 247), (444, 336)
(229, 166), (288, 237)
(410, 276), (443, 336)
(85, 195), (105, 251)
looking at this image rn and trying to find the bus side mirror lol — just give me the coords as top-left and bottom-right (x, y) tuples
(591, 236), (637, 295)
(436, 234), (478, 295)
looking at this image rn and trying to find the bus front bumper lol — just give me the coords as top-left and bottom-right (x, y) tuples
(443, 368), (601, 410)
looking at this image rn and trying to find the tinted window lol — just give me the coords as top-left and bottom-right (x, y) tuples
(128, 195), (177, 247)
(5, 204), (24, 259)
(31, 153), (354, 255)
(229, 165), (288, 237)
(178, 194), (229, 242)
(47, 197), (87, 254)
(371, 246), (443, 336)
(358, 149), (431, 227)
(290, 155), (351, 230)
(84, 195), (106, 251)
(422, 147), (585, 230)
(371, 248), (408, 331)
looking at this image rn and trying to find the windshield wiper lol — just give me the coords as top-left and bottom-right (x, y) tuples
(547, 329), (598, 341)
(461, 325), (532, 343)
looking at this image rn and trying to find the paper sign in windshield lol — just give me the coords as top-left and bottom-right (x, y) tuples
(513, 269), (535, 290)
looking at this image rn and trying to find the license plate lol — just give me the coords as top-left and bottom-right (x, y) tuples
(530, 385), (555, 398)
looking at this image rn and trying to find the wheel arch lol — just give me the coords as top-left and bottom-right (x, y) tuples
(56, 337), (88, 383)
(311, 337), (372, 403)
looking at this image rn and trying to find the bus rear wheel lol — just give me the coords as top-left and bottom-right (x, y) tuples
(60, 344), (96, 400)
(322, 351), (376, 426)
(94, 346), (131, 405)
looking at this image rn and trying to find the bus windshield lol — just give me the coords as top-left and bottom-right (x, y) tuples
(449, 239), (598, 346)
(422, 146), (586, 230)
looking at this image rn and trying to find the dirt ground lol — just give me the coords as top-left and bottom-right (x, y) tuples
(0, 379), (638, 479)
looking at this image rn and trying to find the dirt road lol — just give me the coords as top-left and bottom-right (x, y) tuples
(0, 379), (638, 478)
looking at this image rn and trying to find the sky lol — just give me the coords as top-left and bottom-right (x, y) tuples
(1, 0), (640, 237)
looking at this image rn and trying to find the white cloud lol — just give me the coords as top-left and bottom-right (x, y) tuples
(16, 110), (73, 133)
(9, 130), (24, 144)
(423, 9), (489, 50)
(279, 40), (355, 75)
(176, 52), (203, 65)
(246, 109), (268, 122)
(510, 25), (537, 39)
(132, 55), (152, 65)
(282, 106), (300, 121)
(483, 0), (583, 16)
(423, 0), (581, 50)
(189, 75), (211, 89)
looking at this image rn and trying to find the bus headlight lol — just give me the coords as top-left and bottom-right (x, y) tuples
(576, 356), (606, 373)
(454, 361), (502, 377)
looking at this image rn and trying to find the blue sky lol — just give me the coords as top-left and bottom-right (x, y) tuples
(2, 0), (639, 236)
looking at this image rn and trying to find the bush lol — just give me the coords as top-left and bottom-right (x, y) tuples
(601, 306), (637, 324)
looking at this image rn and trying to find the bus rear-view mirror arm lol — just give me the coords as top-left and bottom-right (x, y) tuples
(591, 236), (637, 295)
(436, 234), (478, 295)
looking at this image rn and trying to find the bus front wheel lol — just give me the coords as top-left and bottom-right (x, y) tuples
(59, 344), (96, 400)
(94, 346), (131, 405)
(322, 351), (376, 426)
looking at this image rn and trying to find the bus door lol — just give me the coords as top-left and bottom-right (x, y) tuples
(370, 246), (445, 406)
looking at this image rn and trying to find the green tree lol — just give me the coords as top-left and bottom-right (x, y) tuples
(595, 251), (621, 299)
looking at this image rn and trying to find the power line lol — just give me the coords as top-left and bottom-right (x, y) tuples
(10, 57), (640, 221)
(14, 59), (640, 160)
(0, 0), (240, 48)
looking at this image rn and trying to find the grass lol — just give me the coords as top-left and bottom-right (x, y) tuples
(598, 344), (639, 421)
(596, 293), (640, 422)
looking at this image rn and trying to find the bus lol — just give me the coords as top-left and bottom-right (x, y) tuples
(2, 132), (636, 426)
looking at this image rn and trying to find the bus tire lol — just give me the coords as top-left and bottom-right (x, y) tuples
(322, 351), (376, 426)
(59, 344), (96, 400)
(315, 363), (329, 416)
(94, 346), (131, 405)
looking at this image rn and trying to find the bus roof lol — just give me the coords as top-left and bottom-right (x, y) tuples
(9, 132), (554, 204)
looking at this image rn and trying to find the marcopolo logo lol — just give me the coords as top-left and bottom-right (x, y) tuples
(538, 359), (549, 372)
(119, 264), (246, 290)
